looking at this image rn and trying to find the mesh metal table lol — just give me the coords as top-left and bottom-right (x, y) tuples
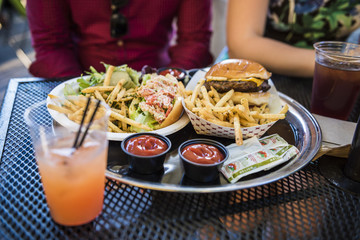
(1, 77), (360, 240)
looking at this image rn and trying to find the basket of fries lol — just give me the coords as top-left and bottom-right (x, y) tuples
(183, 78), (288, 145)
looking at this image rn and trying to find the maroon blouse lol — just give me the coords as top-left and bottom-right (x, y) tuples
(27, 0), (213, 77)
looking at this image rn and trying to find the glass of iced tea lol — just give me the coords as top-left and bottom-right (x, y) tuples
(24, 97), (109, 226)
(311, 41), (360, 120)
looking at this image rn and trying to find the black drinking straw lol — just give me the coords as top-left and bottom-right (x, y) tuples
(72, 98), (91, 149)
(77, 100), (101, 148)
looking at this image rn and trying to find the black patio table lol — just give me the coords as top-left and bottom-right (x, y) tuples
(0, 75), (359, 240)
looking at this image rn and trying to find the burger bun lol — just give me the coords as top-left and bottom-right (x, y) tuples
(205, 59), (271, 80)
(159, 96), (183, 128)
(231, 92), (270, 106)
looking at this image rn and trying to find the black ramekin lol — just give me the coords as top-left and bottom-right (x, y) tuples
(121, 133), (172, 174)
(157, 67), (187, 82)
(178, 139), (229, 182)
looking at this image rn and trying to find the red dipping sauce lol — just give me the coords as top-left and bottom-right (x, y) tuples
(159, 68), (185, 79)
(125, 135), (168, 156)
(181, 143), (224, 164)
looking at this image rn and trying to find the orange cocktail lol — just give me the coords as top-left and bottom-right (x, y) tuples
(36, 134), (108, 226)
(25, 97), (109, 226)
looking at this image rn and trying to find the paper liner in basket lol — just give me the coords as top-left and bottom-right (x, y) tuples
(182, 81), (283, 139)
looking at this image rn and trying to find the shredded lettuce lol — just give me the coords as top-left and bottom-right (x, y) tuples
(103, 63), (140, 89)
(128, 98), (159, 132)
(74, 63), (141, 95)
(76, 66), (105, 93)
(130, 111), (158, 132)
(141, 74), (152, 84)
(63, 82), (80, 96)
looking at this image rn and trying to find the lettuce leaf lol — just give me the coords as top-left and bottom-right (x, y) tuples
(103, 63), (140, 89)
(76, 66), (105, 93)
(75, 63), (141, 95)
(141, 74), (152, 85)
(63, 82), (79, 96)
(130, 111), (158, 132)
(128, 98), (159, 132)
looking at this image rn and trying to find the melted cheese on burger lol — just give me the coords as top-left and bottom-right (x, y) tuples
(206, 77), (264, 87)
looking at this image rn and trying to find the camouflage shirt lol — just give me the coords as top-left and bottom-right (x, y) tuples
(266, 0), (360, 48)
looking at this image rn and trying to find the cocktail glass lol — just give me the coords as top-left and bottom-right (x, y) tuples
(24, 97), (109, 226)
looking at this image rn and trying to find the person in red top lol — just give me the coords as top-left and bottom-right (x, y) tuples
(26, 0), (213, 78)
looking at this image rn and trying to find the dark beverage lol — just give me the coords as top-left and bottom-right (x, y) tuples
(311, 61), (360, 120)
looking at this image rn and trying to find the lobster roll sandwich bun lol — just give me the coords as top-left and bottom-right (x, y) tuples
(130, 73), (184, 132)
(204, 59), (272, 106)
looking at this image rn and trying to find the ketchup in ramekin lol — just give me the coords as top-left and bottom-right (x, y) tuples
(121, 133), (172, 174)
(181, 143), (225, 164)
(178, 139), (229, 182)
(159, 68), (185, 79)
(125, 135), (168, 156)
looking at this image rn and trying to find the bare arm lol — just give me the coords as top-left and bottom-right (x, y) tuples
(226, 0), (315, 77)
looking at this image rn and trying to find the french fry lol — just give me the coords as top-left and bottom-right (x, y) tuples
(215, 89), (234, 107)
(198, 109), (233, 128)
(234, 105), (256, 123)
(126, 88), (135, 93)
(108, 121), (125, 133)
(207, 117), (234, 128)
(195, 98), (203, 108)
(110, 110), (152, 131)
(185, 97), (196, 111)
(47, 104), (73, 114)
(192, 106), (233, 113)
(240, 118), (259, 127)
(241, 98), (250, 112)
(47, 94), (58, 100)
(240, 98), (256, 123)
(201, 86), (214, 108)
(103, 65), (115, 86)
(178, 81), (186, 98)
(60, 99), (78, 112)
(234, 114), (243, 146)
(107, 79), (124, 106)
(190, 78), (205, 104)
(185, 90), (193, 96)
(81, 86), (115, 94)
(116, 97), (134, 102)
(209, 97), (216, 106)
(210, 86), (221, 99)
(208, 90), (214, 98)
(116, 88), (126, 101)
(120, 101), (128, 131)
(259, 119), (266, 125)
(279, 104), (289, 114)
(94, 90), (106, 103)
(259, 103), (267, 113)
(251, 113), (286, 120)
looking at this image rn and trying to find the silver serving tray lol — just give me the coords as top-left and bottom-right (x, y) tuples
(106, 92), (322, 193)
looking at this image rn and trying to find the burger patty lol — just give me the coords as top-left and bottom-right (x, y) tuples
(204, 80), (271, 93)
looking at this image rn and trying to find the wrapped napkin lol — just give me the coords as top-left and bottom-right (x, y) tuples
(312, 114), (356, 159)
(221, 134), (299, 183)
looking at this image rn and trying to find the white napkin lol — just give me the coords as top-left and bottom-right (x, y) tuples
(313, 114), (356, 159)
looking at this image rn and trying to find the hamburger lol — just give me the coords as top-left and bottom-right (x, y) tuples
(204, 59), (272, 106)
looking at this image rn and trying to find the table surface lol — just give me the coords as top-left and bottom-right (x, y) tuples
(1, 76), (360, 240)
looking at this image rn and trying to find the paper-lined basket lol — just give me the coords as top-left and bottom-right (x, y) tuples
(182, 79), (283, 140)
